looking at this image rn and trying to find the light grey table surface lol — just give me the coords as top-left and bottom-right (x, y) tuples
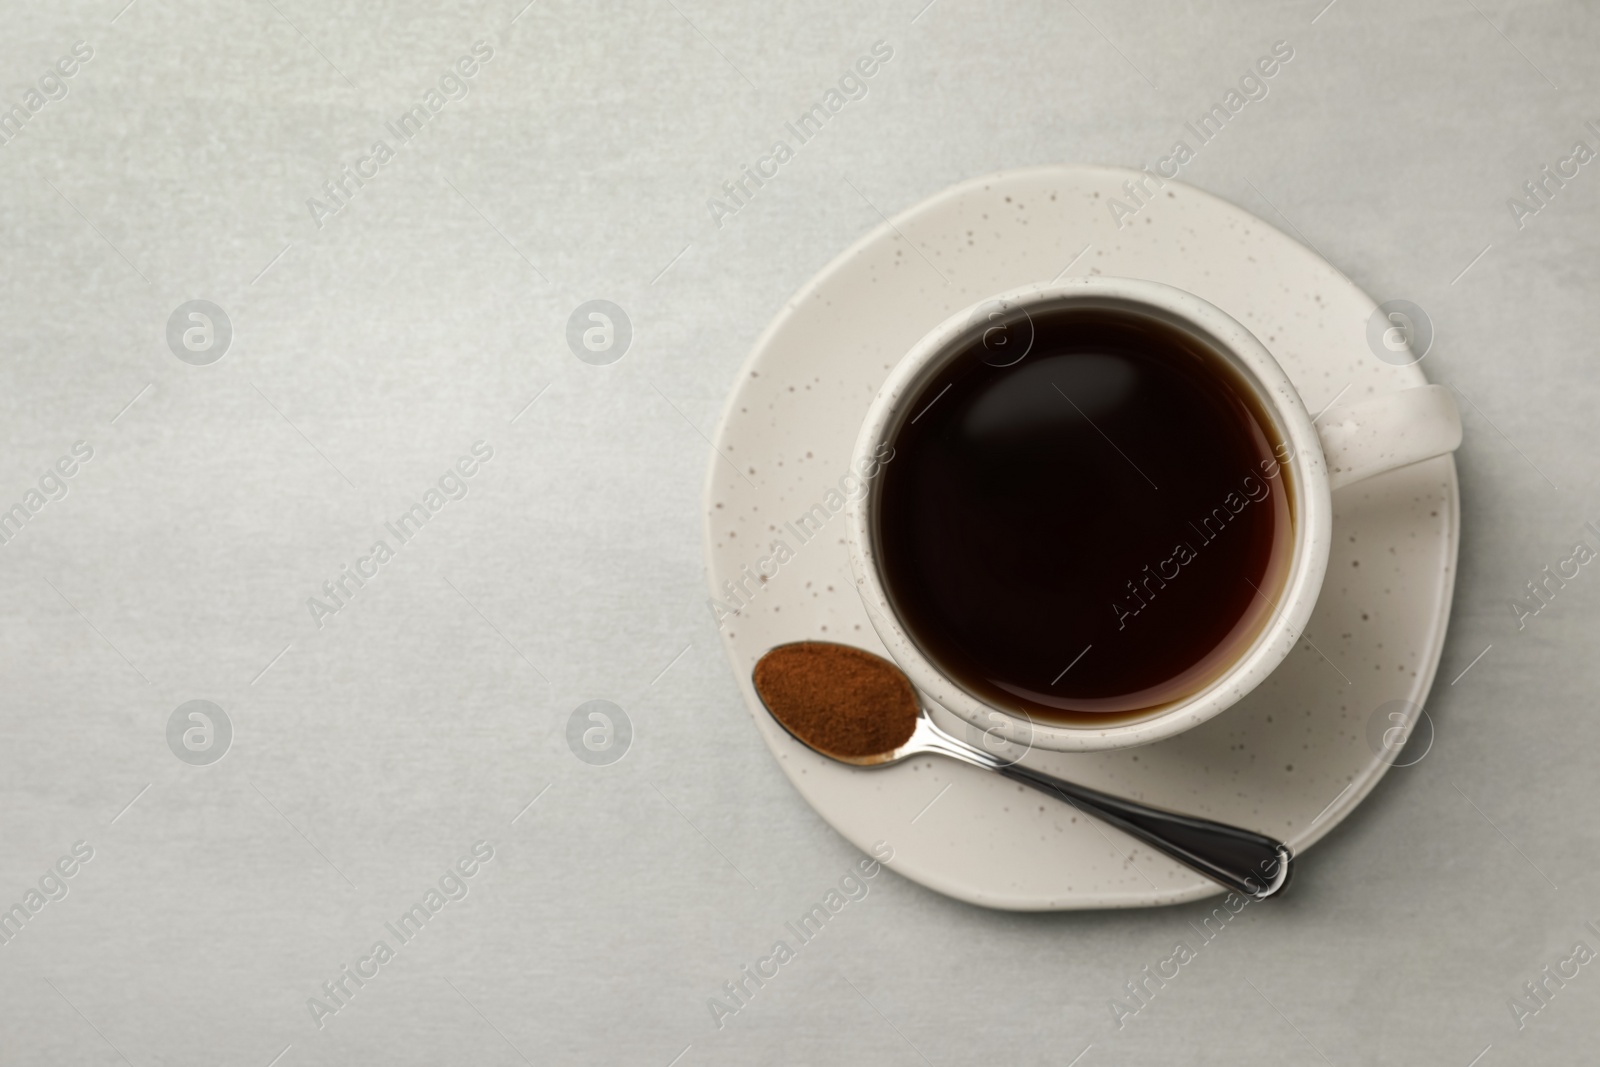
(2, 1), (1597, 1064)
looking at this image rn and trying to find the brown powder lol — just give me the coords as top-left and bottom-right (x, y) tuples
(752, 642), (919, 760)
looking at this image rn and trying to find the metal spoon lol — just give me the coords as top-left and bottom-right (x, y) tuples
(753, 647), (1292, 899)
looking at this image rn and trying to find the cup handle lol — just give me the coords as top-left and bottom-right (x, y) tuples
(1314, 384), (1462, 491)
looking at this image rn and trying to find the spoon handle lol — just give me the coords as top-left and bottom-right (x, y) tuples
(995, 761), (1292, 899)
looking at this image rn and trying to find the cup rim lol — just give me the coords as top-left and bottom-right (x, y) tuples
(845, 277), (1334, 752)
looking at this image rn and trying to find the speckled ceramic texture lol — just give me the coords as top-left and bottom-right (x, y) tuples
(703, 165), (1460, 910)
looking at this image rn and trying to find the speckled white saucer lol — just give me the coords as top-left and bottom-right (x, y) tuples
(703, 165), (1459, 910)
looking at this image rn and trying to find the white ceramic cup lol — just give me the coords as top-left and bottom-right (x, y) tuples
(846, 277), (1462, 752)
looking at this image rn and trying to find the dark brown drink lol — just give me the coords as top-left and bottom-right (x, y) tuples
(874, 303), (1295, 724)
